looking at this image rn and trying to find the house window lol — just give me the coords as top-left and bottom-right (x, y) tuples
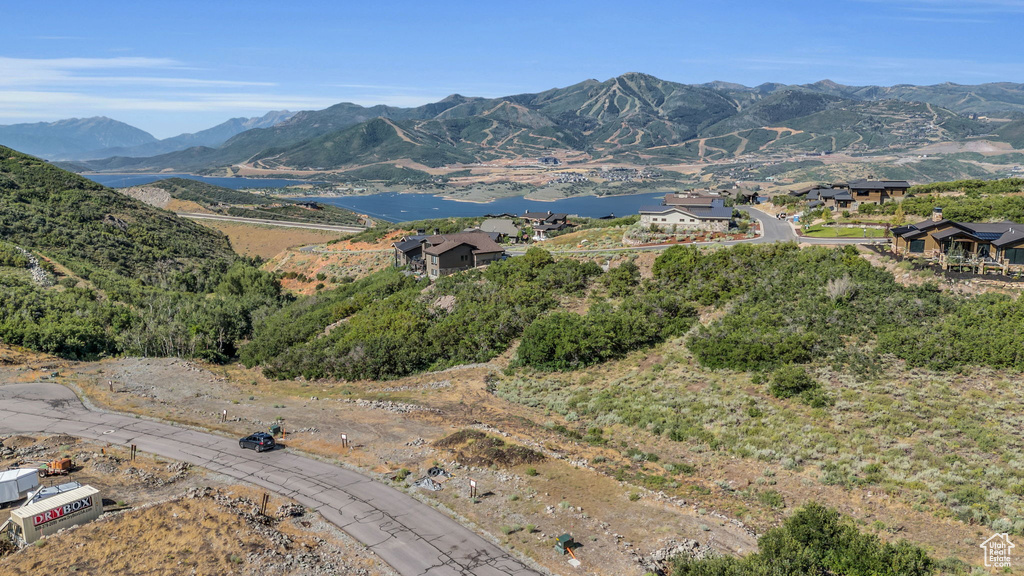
(908, 240), (925, 253)
(431, 255), (438, 265)
(1005, 248), (1024, 265)
(460, 254), (468, 262)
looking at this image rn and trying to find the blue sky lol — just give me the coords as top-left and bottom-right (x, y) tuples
(2, 0), (1024, 138)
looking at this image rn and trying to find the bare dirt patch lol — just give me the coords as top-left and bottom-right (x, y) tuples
(51, 355), (758, 576)
(434, 429), (544, 467)
(193, 220), (343, 259)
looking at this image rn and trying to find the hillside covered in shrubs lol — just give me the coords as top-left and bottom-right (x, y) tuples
(0, 146), (286, 360)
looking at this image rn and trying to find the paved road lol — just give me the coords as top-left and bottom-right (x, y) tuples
(736, 206), (795, 243)
(177, 212), (366, 233)
(505, 207), (883, 256)
(0, 383), (543, 576)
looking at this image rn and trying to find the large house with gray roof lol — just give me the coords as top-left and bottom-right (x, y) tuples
(639, 194), (733, 232)
(790, 180), (909, 209)
(393, 231), (506, 278)
(891, 207), (1024, 273)
(849, 180), (909, 204)
(521, 211), (569, 239)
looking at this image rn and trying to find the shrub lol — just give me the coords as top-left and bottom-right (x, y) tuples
(757, 490), (785, 509)
(671, 503), (934, 576)
(768, 365), (818, 399)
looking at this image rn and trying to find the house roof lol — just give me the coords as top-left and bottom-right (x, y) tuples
(479, 218), (519, 236)
(422, 232), (504, 256)
(393, 235), (429, 254)
(663, 194), (720, 207)
(522, 211), (567, 223)
(894, 215), (1024, 248)
(931, 227), (976, 241)
(640, 204), (732, 220)
(849, 179), (910, 190)
(807, 188), (852, 201)
(994, 228), (1024, 247)
(462, 228), (503, 242)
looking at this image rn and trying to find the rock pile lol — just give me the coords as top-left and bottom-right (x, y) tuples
(345, 398), (440, 414)
(15, 246), (54, 287)
(636, 539), (712, 575)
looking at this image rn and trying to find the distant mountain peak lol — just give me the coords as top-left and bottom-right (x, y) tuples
(617, 71), (655, 80)
(812, 79), (844, 89)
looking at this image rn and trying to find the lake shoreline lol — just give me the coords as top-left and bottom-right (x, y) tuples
(81, 173), (673, 222)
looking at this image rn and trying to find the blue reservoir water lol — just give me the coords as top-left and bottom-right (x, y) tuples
(83, 173), (321, 189)
(310, 191), (667, 222)
(81, 173), (667, 222)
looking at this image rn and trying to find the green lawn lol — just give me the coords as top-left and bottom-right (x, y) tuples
(803, 225), (886, 238)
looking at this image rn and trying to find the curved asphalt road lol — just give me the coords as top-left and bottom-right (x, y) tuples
(0, 383), (543, 576)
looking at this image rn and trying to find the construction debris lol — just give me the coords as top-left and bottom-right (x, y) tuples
(412, 477), (442, 491)
(426, 467), (450, 479)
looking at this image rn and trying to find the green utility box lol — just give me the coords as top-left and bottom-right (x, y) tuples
(270, 424), (282, 436)
(555, 533), (575, 555)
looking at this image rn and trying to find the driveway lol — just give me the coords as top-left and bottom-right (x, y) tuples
(735, 206), (796, 244)
(0, 383), (543, 576)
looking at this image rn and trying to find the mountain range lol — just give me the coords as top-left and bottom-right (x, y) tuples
(0, 110), (294, 161)
(16, 74), (1024, 176)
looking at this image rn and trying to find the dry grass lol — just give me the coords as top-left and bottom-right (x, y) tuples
(0, 484), (391, 576)
(191, 220), (343, 259)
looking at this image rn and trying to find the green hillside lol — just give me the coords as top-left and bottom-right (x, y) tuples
(147, 177), (275, 205)
(0, 147), (235, 281)
(0, 146), (285, 360)
(995, 119), (1024, 148)
(699, 90), (840, 137)
(144, 178), (363, 225)
(251, 117), (477, 169)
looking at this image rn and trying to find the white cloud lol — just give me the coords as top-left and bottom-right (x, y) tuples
(858, 0), (1024, 14)
(0, 90), (338, 115)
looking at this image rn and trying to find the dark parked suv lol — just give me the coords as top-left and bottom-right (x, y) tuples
(239, 432), (276, 452)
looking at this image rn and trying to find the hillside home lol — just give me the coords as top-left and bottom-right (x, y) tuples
(849, 179), (909, 205)
(522, 211), (569, 239)
(422, 232), (506, 278)
(639, 194), (733, 232)
(393, 231), (506, 276)
(392, 234), (431, 269)
(805, 187), (854, 210)
(891, 208), (1024, 273)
